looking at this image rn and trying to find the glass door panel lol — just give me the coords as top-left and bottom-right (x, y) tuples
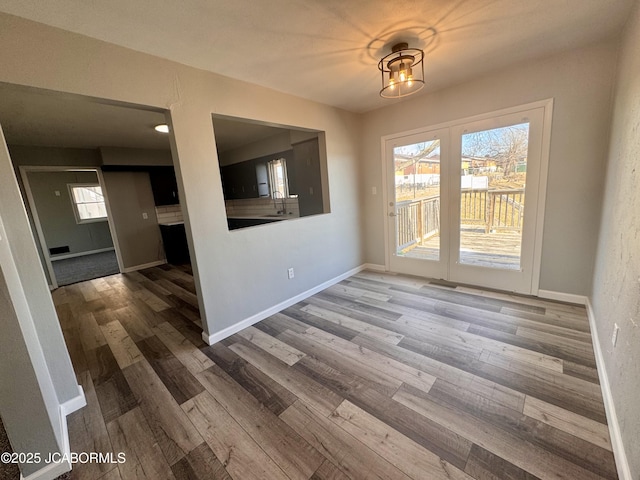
(385, 103), (548, 294)
(393, 138), (441, 260)
(387, 127), (449, 280)
(449, 106), (545, 293)
(458, 122), (529, 270)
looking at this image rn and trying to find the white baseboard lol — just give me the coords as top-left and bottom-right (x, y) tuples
(537, 289), (587, 305)
(60, 385), (86, 416)
(121, 259), (166, 273)
(586, 298), (631, 480)
(203, 264), (366, 345)
(18, 387), (84, 480)
(361, 263), (386, 272)
(20, 459), (71, 480)
(49, 247), (115, 262)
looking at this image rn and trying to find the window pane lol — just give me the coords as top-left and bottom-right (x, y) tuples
(77, 202), (107, 220)
(393, 139), (441, 261)
(73, 186), (103, 201)
(458, 122), (529, 269)
(268, 158), (289, 198)
(70, 185), (107, 221)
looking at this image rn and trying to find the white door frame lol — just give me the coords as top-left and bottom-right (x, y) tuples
(18, 165), (124, 289)
(382, 99), (553, 294)
(448, 106), (546, 293)
(384, 126), (451, 280)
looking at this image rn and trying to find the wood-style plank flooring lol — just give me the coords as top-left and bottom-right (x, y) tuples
(53, 265), (618, 480)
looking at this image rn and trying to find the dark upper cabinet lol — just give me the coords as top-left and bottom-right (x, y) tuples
(220, 150), (296, 200)
(149, 167), (179, 206)
(221, 161), (258, 199)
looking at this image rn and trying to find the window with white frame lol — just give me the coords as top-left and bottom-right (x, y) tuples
(68, 184), (108, 223)
(268, 158), (289, 198)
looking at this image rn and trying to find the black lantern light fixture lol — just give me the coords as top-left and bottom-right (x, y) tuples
(378, 42), (425, 98)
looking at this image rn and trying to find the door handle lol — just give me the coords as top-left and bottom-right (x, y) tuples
(388, 212), (397, 217)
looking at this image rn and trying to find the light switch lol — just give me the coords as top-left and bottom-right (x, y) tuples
(372, 186), (377, 195)
(54, 190), (61, 196)
(142, 212), (148, 220)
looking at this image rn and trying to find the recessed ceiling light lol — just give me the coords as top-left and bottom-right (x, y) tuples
(154, 124), (170, 133)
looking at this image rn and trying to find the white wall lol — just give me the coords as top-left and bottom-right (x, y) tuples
(218, 129), (321, 167)
(0, 13), (363, 340)
(0, 137), (79, 405)
(218, 131), (291, 166)
(0, 129), (79, 478)
(9, 146), (104, 284)
(0, 8), (633, 478)
(360, 41), (618, 296)
(0, 266), (60, 477)
(10, 145), (103, 168)
(100, 146), (173, 166)
(591, 2), (640, 477)
(101, 170), (164, 269)
(28, 170), (114, 256)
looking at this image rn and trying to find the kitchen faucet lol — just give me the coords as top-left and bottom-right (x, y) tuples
(273, 191), (287, 215)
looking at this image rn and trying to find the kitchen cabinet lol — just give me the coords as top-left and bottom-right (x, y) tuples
(149, 167), (179, 206)
(220, 161), (258, 199)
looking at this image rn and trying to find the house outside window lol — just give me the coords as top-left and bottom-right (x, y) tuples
(68, 184), (108, 223)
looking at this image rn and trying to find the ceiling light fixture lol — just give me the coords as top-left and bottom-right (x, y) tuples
(154, 124), (169, 133)
(378, 42), (425, 99)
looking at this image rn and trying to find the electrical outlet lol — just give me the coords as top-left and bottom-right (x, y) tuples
(612, 323), (619, 347)
(372, 186), (377, 195)
(54, 190), (61, 196)
(287, 267), (295, 279)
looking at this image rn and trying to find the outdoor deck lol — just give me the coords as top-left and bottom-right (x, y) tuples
(400, 229), (522, 269)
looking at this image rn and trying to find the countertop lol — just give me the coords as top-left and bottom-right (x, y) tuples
(158, 221), (185, 226)
(225, 215), (291, 221)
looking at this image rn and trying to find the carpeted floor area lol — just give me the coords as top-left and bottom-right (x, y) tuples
(0, 417), (19, 480)
(1, 417), (71, 480)
(52, 251), (119, 286)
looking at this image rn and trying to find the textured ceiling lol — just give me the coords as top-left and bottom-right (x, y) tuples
(0, 1), (634, 150)
(0, 0), (635, 113)
(0, 83), (170, 149)
(0, 83), (305, 151)
(212, 116), (291, 153)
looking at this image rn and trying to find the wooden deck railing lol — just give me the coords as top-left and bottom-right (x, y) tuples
(462, 188), (525, 232)
(397, 196), (440, 250)
(396, 189), (524, 250)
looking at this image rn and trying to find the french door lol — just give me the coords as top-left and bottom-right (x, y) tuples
(385, 102), (551, 294)
(386, 126), (451, 280)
